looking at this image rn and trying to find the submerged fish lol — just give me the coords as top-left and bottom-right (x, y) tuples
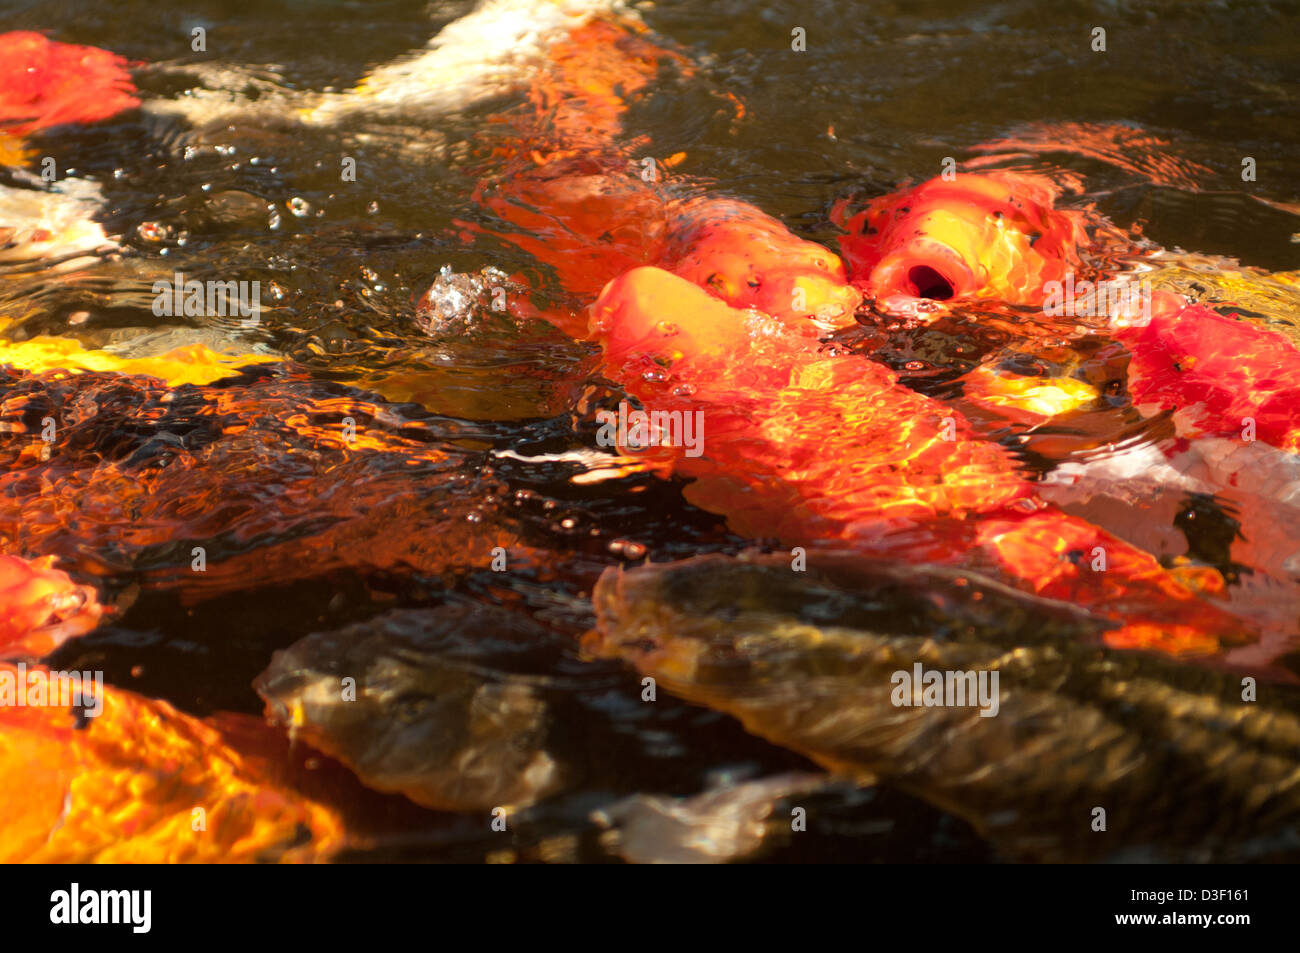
(0, 31), (138, 137)
(0, 554), (102, 659)
(135, 0), (643, 149)
(256, 603), (566, 812)
(590, 553), (1300, 862)
(0, 661), (343, 862)
(0, 178), (118, 267)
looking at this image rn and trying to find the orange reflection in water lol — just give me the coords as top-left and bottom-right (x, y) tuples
(969, 121), (1217, 191)
(0, 364), (527, 601)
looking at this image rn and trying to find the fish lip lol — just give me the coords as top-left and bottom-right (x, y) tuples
(867, 239), (977, 304)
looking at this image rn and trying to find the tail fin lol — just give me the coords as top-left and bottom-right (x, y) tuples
(309, 0), (644, 125)
(142, 0), (642, 134)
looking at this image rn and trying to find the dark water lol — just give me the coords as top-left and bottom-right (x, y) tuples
(4, 0), (1299, 861)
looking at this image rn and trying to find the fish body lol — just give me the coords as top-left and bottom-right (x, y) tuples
(0, 555), (102, 659)
(0, 32), (138, 136)
(591, 554), (1300, 862)
(0, 662), (342, 862)
(1119, 300), (1300, 452)
(256, 604), (566, 813)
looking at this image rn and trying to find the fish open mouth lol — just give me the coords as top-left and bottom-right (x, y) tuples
(906, 264), (956, 300)
(868, 241), (974, 307)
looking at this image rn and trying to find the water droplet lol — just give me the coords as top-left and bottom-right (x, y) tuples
(672, 383), (696, 397)
(656, 321), (679, 336)
(642, 368), (669, 383)
(610, 539), (647, 559)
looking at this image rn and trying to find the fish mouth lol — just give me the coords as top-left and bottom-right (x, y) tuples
(868, 240), (975, 303)
(905, 264), (955, 300)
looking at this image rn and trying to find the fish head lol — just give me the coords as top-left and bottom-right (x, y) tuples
(835, 171), (1089, 311)
(664, 199), (863, 327)
(0, 554), (103, 659)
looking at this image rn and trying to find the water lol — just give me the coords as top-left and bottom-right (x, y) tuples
(3, 0), (1300, 861)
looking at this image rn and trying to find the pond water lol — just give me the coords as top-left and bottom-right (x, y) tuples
(3, 0), (1300, 861)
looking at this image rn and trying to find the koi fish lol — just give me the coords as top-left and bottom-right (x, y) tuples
(832, 171), (1098, 310)
(256, 602), (567, 812)
(1118, 298), (1300, 452)
(136, 0), (643, 144)
(589, 553), (1300, 862)
(0, 555), (102, 659)
(0, 177), (117, 266)
(0, 662), (343, 862)
(0, 31), (138, 137)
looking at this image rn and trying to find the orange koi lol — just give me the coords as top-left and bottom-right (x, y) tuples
(0, 663), (343, 862)
(0, 32), (138, 137)
(832, 171), (1095, 309)
(0, 555), (102, 659)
